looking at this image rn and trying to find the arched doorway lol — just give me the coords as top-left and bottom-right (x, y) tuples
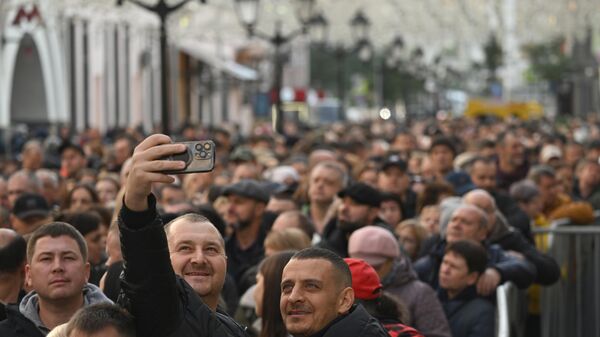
(10, 33), (49, 125)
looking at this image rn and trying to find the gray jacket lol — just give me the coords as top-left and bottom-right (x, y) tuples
(381, 256), (451, 337)
(20, 283), (111, 335)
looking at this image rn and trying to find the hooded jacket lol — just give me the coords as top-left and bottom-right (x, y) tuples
(0, 284), (111, 337)
(381, 257), (451, 337)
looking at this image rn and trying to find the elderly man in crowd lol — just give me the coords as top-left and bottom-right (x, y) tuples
(462, 189), (559, 286)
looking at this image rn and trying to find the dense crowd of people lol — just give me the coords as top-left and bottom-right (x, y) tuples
(1, 115), (599, 337)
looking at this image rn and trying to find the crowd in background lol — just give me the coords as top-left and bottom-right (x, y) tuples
(1, 114), (599, 337)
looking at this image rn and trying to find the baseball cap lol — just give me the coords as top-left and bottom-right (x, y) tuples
(348, 226), (400, 267)
(540, 145), (562, 163)
(264, 165), (300, 185)
(445, 171), (477, 196)
(344, 258), (382, 300)
(222, 179), (270, 203)
(381, 154), (407, 172)
(12, 193), (51, 220)
(338, 183), (382, 207)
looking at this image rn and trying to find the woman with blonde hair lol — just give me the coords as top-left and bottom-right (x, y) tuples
(395, 219), (428, 261)
(264, 227), (311, 257)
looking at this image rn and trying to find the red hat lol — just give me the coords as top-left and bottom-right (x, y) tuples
(344, 258), (383, 300)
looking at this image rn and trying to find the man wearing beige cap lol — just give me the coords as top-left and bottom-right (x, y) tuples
(348, 226), (451, 337)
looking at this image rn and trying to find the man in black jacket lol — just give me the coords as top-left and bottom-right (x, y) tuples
(117, 134), (247, 337)
(280, 247), (389, 337)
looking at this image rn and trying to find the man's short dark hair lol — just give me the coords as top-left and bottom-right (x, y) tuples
(527, 165), (556, 184)
(291, 247), (352, 288)
(445, 240), (488, 274)
(59, 211), (102, 237)
(379, 192), (404, 210)
(0, 233), (26, 274)
(66, 303), (135, 337)
(114, 134), (137, 149)
(429, 136), (457, 156)
(477, 139), (496, 151)
(27, 222), (88, 262)
(164, 213), (225, 248)
(496, 129), (517, 145)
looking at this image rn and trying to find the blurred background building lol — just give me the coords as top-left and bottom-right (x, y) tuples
(0, 0), (599, 135)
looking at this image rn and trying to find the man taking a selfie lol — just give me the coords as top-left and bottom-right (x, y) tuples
(117, 134), (247, 337)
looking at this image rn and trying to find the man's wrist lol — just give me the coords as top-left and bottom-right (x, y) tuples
(124, 192), (150, 212)
(120, 194), (158, 230)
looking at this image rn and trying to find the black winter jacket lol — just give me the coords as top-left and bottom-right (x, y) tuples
(311, 304), (389, 337)
(0, 304), (43, 337)
(489, 225), (560, 286)
(118, 194), (248, 337)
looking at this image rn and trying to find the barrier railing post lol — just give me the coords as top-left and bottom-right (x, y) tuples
(532, 225), (600, 337)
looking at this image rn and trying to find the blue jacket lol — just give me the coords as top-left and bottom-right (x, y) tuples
(438, 286), (495, 337)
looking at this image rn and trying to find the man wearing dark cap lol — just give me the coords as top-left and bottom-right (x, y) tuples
(59, 141), (87, 180)
(319, 182), (389, 257)
(9, 193), (52, 236)
(377, 154), (417, 218)
(223, 179), (270, 286)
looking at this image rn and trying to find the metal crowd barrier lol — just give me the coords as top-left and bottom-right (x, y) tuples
(497, 283), (511, 337)
(532, 224), (600, 337)
(496, 282), (527, 337)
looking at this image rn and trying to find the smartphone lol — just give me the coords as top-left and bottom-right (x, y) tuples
(162, 140), (215, 174)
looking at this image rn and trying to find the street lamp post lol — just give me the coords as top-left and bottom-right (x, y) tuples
(117, 0), (206, 135)
(309, 10), (372, 122)
(234, 0), (316, 135)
